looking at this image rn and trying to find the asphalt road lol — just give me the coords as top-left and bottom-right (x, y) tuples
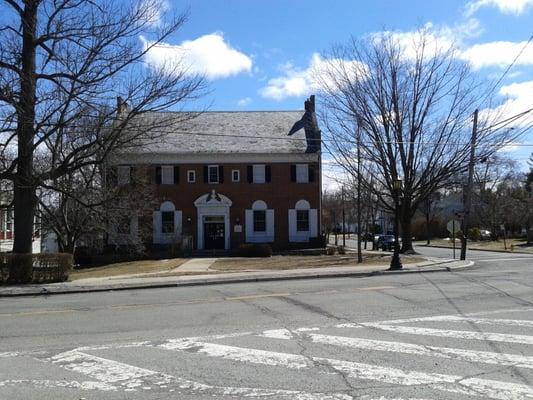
(1, 247), (533, 399)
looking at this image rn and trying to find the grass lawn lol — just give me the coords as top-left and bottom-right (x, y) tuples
(210, 254), (424, 272)
(69, 258), (188, 281)
(420, 238), (533, 253)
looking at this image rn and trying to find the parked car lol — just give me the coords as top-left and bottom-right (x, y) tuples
(375, 234), (399, 251)
(480, 229), (492, 241)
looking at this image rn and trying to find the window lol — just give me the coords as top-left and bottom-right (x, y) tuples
(253, 210), (266, 232)
(296, 210), (309, 232)
(253, 165), (265, 183)
(296, 164), (309, 183)
(232, 169), (240, 182)
(187, 170), (196, 183)
(208, 165), (219, 183)
(117, 216), (130, 234)
(117, 166), (130, 185)
(161, 211), (174, 233)
(161, 166), (174, 184)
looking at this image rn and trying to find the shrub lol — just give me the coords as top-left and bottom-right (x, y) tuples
(2, 253), (73, 284)
(337, 246), (346, 255)
(325, 246), (336, 255)
(468, 228), (481, 242)
(239, 244), (272, 257)
(32, 253), (73, 283)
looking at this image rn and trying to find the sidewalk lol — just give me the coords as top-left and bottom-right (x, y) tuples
(0, 257), (473, 297)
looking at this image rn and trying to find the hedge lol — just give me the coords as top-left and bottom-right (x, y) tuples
(238, 244), (272, 257)
(0, 253), (73, 284)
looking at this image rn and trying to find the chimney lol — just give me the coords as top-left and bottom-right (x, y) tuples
(304, 95), (315, 112)
(116, 96), (129, 116)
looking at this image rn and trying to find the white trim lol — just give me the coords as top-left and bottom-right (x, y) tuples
(187, 170), (196, 183)
(245, 201), (274, 243)
(231, 169), (240, 182)
(111, 152), (319, 165)
(194, 192), (232, 250)
(289, 200), (317, 242)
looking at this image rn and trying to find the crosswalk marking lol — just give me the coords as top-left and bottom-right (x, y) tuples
(306, 333), (533, 369)
(48, 349), (352, 399)
(159, 339), (533, 400)
(380, 315), (533, 327)
(362, 322), (533, 344)
(5, 307), (533, 398)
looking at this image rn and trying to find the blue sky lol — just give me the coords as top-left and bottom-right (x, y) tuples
(146, 0), (533, 169)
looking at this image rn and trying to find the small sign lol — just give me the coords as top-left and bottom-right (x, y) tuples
(234, 224), (242, 233)
(447, 219), (461, 234)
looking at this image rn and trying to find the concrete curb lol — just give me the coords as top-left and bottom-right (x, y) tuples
(419, 244), (533, 255)
(0, 259), (474, 298)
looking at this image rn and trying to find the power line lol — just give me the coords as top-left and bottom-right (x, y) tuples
(477, 32), (533, 108)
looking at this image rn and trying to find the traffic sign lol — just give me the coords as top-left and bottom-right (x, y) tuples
(447, 219), (461, 234)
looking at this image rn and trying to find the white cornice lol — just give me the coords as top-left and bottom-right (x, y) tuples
(111, 152), (320, 165)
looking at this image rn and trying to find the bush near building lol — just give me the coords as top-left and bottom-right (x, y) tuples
(0, 253), (73, 284)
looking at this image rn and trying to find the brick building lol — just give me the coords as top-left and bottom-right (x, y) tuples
(108, 96), (321, 252)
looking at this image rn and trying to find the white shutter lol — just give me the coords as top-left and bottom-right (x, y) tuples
(245, 209), (253, 242)
(309, 209), (318, 238)
(266, 209), (274, 241)
(288, 209), (297, 241)
(153, 211), (161, 243)
(174, 210), (182, 236)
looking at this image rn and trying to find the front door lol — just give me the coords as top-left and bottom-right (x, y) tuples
(204, 222), (225, 249)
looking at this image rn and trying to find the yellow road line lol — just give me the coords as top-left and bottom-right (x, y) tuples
(225, 293), (292, 301)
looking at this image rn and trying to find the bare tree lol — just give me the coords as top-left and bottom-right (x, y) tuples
(0, 0), (206, 253)
(317, 29), (521, 252)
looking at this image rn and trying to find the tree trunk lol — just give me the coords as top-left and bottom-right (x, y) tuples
(400, 197), (415, 253)
(13, 1), (38, 254)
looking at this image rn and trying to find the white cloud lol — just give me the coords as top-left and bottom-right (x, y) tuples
(259, 53), (366, 101)
(460, 40), (533, 69)
(142, 33), (252, 80)
(139, 0), (169, 27)
(236, 97), (252, 107)
(465, 0), (533, 16)
(375, 19), (483, 59)
(480, 80), (533, 130)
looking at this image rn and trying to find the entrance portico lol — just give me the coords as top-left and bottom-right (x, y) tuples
(194, 190), (232, 250)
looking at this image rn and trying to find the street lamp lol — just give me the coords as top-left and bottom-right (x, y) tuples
(389, 178), (403, 270)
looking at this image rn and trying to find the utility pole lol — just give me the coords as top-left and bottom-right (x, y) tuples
(460, 109), (478, 260)
(356, 120), (363, 263)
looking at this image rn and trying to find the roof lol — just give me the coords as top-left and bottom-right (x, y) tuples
(122, 110), (320, 155)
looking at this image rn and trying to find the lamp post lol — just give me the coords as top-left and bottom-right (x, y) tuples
(389, 178), (403, 270)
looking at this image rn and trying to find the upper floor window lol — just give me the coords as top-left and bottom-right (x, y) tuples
(161, 166), (174, 185)
(208, 165), (219, 183)
(117, 166), (131, 185)
(156, 166), (179, 185)
(291, 164), (315, 183)
(253, 165), (265, 183)
(296, 164), (309, 183)
(247, 165), (271, 183)
(187, 170), (196, 183)
(232, 169), (240, 182)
